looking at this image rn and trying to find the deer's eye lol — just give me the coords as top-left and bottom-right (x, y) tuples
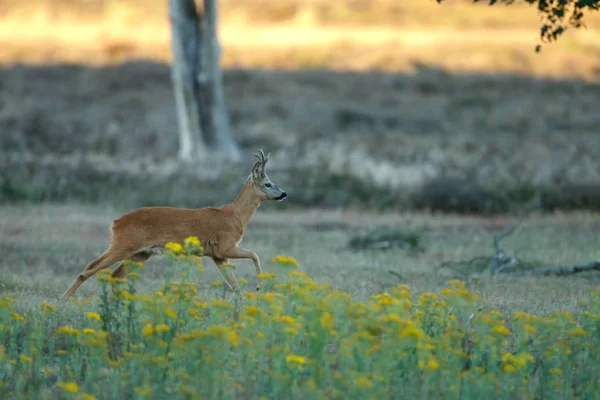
(265, 183), (272, 188)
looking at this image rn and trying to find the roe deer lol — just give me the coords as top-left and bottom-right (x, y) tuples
(61, 150), (286, 301)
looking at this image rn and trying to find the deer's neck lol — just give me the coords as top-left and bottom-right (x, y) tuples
(228, 178), (261, 226)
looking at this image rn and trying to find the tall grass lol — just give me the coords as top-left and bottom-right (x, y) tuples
(1, 238), (599, 399)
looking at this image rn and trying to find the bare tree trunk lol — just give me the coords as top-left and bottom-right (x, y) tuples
(169, 0), (241, 162)
(169, 0), (206, 161)
(201, 0), (241, 161)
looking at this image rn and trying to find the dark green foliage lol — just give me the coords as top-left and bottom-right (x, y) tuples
(437, 0), (600, 49)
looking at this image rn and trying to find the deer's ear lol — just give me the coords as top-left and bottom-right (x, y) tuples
(252, 161), (263, 181)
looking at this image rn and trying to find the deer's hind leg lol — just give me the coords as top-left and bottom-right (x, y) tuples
(111, 249), (155, 279)
(61, 243), (141, 301)
(108, 249), (155, 295)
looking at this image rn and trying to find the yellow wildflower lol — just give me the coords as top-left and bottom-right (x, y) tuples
(57, 382), (79, 393)
(165, 242), (183, 254)
(427, 359), (440, 370)
(127, 272), (141, 280)
(320, 312), (336, 335)
(584, 311), (600, 319)
(165, 308), (178, 319)
(515, 352), (535, 367)
(525, 324), (536, 334)
(419, 293), (438, 303)
(501, 352), (515, 364)
(220, 263), (237, 273)
(257, 332), (265, 338)
(19, 355), (32, 363)
(379, 314), (403, 324)
(286, 354), (306, 366)
(395, 284), (411, 292)
(78, 394), (96, 400)
(449, 280), (465, 288)
(280, 315), (296, 325)
(11, 313), (25, 322)
(86, 312), (101, 320)
(262, 292), (283, 303)
(491, 326), (511, 336)
(83, 329), (96, 335)
(514, 311), (531, 321)
(503, 364), (516, 373)
(553, 310), (574, 320)
(246, 306), (260, 316)
(569, 327), (588, 337)
(227, 331), (240, 348)
(155, 324), (169, 333)
(142, 324), (154, 337)
(356, 377), (372, 389)
(372, 292), (395, 305)
(134, 385), (153, 397)
(124, 260), (144, 270)
(271, 255), (300, 267)
(285, 327), (298, 337)
(212, 281), (224, 287)
(258, 272), (276, 282)
(55, 327), (81, 337)
(40, 302), (56, 313)
(106, 358), (123, 368)
(184, 236), (201, 247)
(549, 368), (563, 376)
(400, 326), (425, 339)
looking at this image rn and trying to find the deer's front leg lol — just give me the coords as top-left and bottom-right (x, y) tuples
(223, 246), (264, 291)
(211, 257), (239, 291)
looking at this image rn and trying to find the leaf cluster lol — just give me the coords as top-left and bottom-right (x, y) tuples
(437, 0), (600, 50)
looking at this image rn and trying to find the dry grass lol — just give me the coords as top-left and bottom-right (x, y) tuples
(1, 0), (600, 211)
(2, 62), (599, 212)
(1, 0), (600, 78)
(1, 204), (599, 315)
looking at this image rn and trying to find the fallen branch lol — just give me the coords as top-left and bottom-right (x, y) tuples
(489, 203), (537, 275)
(436, 200), (600, 280)
(388, 270), (404, 280)
(501, 261), (600, 277)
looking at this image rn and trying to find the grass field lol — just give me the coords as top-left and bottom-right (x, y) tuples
(2, 204), (599, 314)
(1, 1), (600, 397)
(1, 204), (600, 398)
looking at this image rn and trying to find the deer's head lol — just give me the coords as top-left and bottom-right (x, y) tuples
(250, 150), (287, 201)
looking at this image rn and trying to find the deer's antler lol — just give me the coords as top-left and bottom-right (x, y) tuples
(253, 149), (270, 177)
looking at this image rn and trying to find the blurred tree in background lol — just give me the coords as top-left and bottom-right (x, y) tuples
(170, 0), (241, 162)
